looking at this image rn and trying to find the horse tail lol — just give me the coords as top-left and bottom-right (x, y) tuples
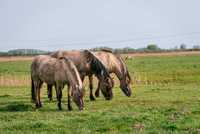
(31, 76), (36, 102)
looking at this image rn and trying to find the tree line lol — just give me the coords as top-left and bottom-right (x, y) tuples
(0, 44), (200, 56)
(0, 49), (50, 56)
(90, 44), (200, 54)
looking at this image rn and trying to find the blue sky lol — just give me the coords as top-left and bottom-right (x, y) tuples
(0, 0), (200, 51)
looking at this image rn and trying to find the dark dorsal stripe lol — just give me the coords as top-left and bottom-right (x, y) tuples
(100, 49), (113, 53)
(84, 50), (110, 79)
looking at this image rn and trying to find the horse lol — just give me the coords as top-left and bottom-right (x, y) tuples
(93, 50), (132, 97)
(31, 55), (84, 111)
(49, 50), (114, 101)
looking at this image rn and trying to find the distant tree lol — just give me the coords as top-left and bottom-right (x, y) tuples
(7, 49), (49, 56)
(180, 44), (187, 50)
(0, 52), (7, 56)
(193, 45), (200, 50)
(146, 44), (161, 52)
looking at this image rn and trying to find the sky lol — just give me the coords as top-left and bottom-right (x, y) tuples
(0, 0), (200, 51)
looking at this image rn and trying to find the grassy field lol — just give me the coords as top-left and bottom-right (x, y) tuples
(0, 54), (200, 133)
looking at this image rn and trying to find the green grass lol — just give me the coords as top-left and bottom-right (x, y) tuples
(0, 55), (200, 133)
(0, 61), (31, 75)
(127, 55), (200, 84)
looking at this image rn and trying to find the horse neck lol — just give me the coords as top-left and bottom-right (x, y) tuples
(113, 56), (127, 81)
(113, 65), (124, 81)
(68, 67), (82, 89)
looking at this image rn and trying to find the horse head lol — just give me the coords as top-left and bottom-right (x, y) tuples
(116, 55), (132, 97)
(71, 85), (84, 110)
(84, 50), (114, 100)
(120, 71), (132, 97)
(61, 57), (84, 111)
(99, 74), (114, 100)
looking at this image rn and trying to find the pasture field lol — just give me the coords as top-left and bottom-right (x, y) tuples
(0, 54), (200, 133)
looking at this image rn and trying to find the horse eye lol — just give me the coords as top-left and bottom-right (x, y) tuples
(106, 78), (109, 82)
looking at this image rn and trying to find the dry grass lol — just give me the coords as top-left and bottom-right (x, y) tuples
(0, 75), (30, 87)
(123, 50), (200, 58)
(0, 56), (33, 62)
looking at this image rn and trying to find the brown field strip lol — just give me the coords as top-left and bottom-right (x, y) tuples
(0, 51), (200, 62)
(0, 56), (34, 62)
(122, 51), (200, 57)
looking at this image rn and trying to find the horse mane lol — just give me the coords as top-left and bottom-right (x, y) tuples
(59, 57), (82, 88)
(83, 50), (110, 78)
(100, 49), (113, 53)
(51, 50), (64, 58)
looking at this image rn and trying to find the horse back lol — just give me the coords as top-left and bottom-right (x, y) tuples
(51, 50), (91, 75)
(94, 51), (120, 73)
(32, 55), (67, 84)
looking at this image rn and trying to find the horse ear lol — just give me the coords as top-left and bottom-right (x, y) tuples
(51, 50), (63, 58)
(83, 50), (93, 63)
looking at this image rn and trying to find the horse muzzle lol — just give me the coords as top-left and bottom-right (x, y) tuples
(122, 87), (132, 97)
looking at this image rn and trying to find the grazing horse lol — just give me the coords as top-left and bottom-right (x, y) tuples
(31, 55), (84, 111)
(93, 50), (132, 97)
(49, 50), (114, 101)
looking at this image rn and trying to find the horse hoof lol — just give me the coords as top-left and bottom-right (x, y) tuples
(58, 104), (62, 110)
(90, 95), (95, 101)
(39, 103), (42, 108)
(95, 92), (100, 97)
(79, 107), (84, 111)
(68, 106), (73, 111)
(35, 103), (41, 108)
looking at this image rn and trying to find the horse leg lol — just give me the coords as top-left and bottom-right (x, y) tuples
(47, 84), (53, 101)
(89, 75), (95, 101)
(59, 87), (63, 110)
(81, 75), (85, 82)
(38, 81), (43, 107)
(55, 84), (62, 110)
(33, 81), (39, 108)
(67, 85), (73, 111)
(35, 81), (41, 108)
(95, 80), (100, 97)
(31, 78), (36, 103)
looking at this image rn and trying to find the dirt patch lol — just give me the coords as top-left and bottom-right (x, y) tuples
(0, 56), (34, 62)
(123, 51), (200, 58)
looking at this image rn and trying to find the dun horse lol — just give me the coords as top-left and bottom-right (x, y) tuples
(48, 50), (114, 101)
(93, 50), (132, 97)
(31, 55), (84, 111)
